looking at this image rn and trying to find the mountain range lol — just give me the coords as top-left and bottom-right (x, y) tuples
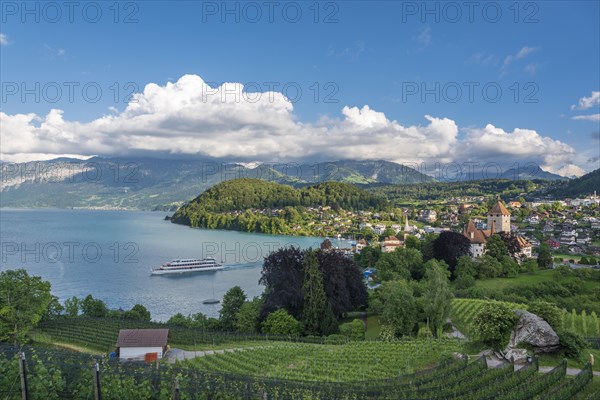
(0, 157), (570, 210)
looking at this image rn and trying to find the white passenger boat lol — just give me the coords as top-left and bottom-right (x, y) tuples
(150, 258), (224, 275)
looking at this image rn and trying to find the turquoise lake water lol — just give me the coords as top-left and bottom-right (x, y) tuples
(0, 209), (346, 321)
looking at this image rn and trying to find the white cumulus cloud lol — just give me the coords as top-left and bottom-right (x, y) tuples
(0, 74), (585, 176)
(571, 91), (600, 110)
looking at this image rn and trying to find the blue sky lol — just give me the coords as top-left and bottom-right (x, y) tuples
(1, 1), (599, 176)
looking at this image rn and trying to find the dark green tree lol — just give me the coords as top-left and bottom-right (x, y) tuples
(219, 286), (247, 331)
(236, 297), (263, 333)
(476, 255), (503, 278)
(375, 248), (423, 281)
(455, 256), (477, 280)
(80, 295), (108, 318)
(316, 250), (368, 317)
(262, 309), (302, 335)
(432, 231), (471, 276)
(404, 235), (421, 250)
(124, 304), (151, 321)
(42, 295), (64, 321)
(260, 247), (305, 320)
(379, 280), (418, 337)
(486, 234), (509, 261)
(353, 246), (381, 269)
(472, 303), (518, 349)
(0, 269), (53, 344)
(537, 243), (553, 269)
(302, 250), (338, 335)
(500, 256), (518, 277)
(421, 233), (438, 261)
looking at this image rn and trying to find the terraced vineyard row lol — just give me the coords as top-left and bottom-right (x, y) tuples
(185, 339), (462, 382)
(561, 309), (600, 337)
(2, 344), (594, 399)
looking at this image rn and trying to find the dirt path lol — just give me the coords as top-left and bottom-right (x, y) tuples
(165, 346), (268, 363)
(538, 366), (600, 377)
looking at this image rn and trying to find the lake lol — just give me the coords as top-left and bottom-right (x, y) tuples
(0, 209), (347, 321)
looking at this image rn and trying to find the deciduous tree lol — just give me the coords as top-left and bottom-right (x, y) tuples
(262, 309), (302, 335)
(421, 260), (452, 337)
(432, 231), (471, 276)
(472, 303), (518, 349)
(219, 286), (247, 331)
(378, 280), (418, 337)
(0, 269), (53, 345)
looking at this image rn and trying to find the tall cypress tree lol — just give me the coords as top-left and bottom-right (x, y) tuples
(302, 250), (338, 335)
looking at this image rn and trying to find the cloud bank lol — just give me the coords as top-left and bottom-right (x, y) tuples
(0, 74), (586, 176)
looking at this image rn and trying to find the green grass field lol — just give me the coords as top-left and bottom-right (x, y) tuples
(473, 269), (599, 292)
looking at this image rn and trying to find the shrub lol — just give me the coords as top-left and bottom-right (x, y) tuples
(262, 309), (302, 336)
(527, 301), (563, 330)
(558, 330), (586, 358)
(472, 303), (518, 350)
(339, 322), (353, 337)
(350, 319), (365, 341)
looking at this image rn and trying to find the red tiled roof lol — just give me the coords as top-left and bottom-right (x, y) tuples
(490, 202), (511, 216)
(516, 235), (532, 248)
(116, 329), (169, 348)
(463, 220), (490, 244)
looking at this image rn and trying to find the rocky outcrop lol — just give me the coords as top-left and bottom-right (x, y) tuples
(504, 348), (529, 364)
(505, 310), (560, 356)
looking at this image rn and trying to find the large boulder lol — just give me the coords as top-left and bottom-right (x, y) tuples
(505, 348), (529, 364)
(505, 310), (560, 354)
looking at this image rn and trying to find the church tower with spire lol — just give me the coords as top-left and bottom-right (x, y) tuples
(488, 201), (511, 234)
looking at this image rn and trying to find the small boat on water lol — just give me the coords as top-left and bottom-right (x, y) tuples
(203, 283), (220, 304)
(150, 258), (224, 275)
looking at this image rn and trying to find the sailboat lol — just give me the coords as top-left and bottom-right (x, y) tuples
(202, 283), (220, 304)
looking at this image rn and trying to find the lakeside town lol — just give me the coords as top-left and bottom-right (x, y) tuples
(213, 191), (600, 264)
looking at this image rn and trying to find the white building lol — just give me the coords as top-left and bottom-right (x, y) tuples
(116, 329), (169, 361)
(381, 236), (403, 253)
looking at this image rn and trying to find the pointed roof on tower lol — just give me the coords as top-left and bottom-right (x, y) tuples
(463, 220), (488, 244)
(490, 201), (510, 216)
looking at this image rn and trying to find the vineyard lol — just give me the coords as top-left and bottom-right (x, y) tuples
(32, 317), (350, 353)
(0, 344), (596, 400)
(561, 309), (600, 337)
(184, 339), (461, 382)
(450, 299), (600, 338)
(18, 315), (599, 398)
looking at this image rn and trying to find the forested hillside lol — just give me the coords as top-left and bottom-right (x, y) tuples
(176, 179), (387, 213)
(170, 179), (387, 234)
(364, 179), (550, 203)
(549, 168), (600, 197)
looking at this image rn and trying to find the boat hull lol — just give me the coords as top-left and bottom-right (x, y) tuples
(150, 265), (224, 275)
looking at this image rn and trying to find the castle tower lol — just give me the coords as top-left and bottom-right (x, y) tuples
(488, 201), (511, 233)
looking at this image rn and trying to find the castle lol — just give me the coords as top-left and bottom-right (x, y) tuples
(463, 201), (531, 259)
